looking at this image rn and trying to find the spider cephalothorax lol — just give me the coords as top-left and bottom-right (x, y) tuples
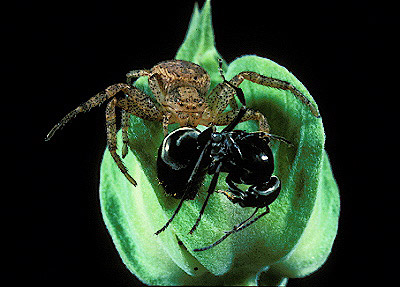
(136, 60), (211, 129)
(46, 59), (319, 186)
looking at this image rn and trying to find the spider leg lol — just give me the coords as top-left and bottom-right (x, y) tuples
(162, 113), (172, 136)
(213, 108), (271, 133)
(106, 98), (137, 186)
(107, 83), (165, 184)
(193, 207), (270, 252)
(208, 65), (270, 132)
(45, 83), (133, 141)
(216, 189), (238, 201)
(217, 59), (246, 107)
(206, 66), (246, 121)
(116, 88), (163, 122)
(121, 110), (130, 158)
(126, 69), (150, 86)
(112, 87), (163, 183)
(229, 71), (320, 118)
(47, 81), (163, 186)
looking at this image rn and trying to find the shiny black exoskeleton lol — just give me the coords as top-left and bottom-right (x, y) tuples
(156, 107), (288, 251)
(157, 127), (206, 200)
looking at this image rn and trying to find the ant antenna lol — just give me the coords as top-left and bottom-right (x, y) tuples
(261, 132), (293, 147)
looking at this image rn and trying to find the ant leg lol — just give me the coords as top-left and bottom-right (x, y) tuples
(106, 98), (137, 186)
(216, 175), (244, 204)
(226, 175), (245, 196)
(193, 207), (270, 252)
(154, 195), (187, 235)
(155, 140), (212, 235)
(231, 207), (260, 231)
(249, 176), (281, 206)
(221, 107), (247, 133)
(216, 189), (239, 202)
(188, 163), (222, 235)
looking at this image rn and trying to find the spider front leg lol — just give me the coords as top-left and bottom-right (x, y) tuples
(45, 83), (133, 141)
(230, 71), (320, 118)
(126, 69), (151, 86)
(108, 86), (163, 186)
(207, 71), (270, 132)
(213, 108), (271, 133)
(207, 61), (320, 131)
(105, 97), (137, 185)
(46, 77), (164, 186)
(213, 106), (293, 145)
(121, 110), (130, 158)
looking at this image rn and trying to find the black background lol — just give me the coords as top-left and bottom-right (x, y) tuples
(3, 0), (396, 286)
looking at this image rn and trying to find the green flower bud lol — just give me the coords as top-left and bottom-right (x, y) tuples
(99, 0), (340, 285)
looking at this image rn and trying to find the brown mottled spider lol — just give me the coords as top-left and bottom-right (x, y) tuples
(45, 59), (320, 186)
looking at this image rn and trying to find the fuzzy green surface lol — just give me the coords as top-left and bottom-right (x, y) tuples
(99, 0), (340, 285)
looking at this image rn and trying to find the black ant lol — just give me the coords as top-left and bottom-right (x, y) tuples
(156, 79), (291, 251)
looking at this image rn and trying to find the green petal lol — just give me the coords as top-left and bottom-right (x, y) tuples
(225, 55), (339, 278)
(100, 133), (214, 285)
(99, 0), (340, 285)
(268, 152), (340, 278)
